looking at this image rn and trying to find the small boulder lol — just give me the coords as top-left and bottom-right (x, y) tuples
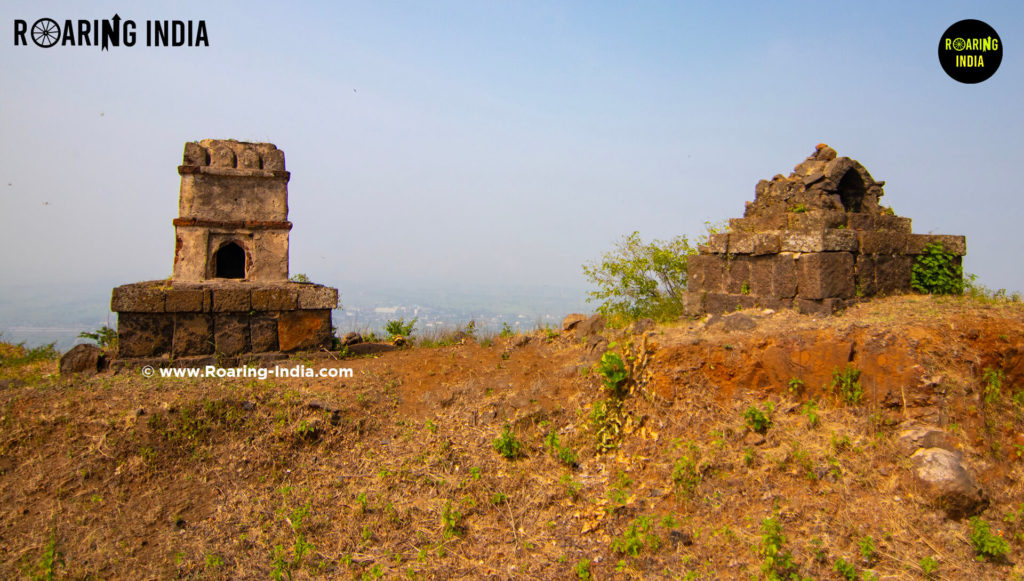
(895, 424), (954, 456)
(910, 447), (988, 519)
(340, 332), (363, 347)
(60, 344), (104, 377)
(562, 313), (586, 332)
(720, 313), (757, 332)
(576, 314), (606, 340)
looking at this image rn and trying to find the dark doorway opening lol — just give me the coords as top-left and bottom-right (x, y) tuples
(214, 242), (246, 279)
(837, 170), (866, 213)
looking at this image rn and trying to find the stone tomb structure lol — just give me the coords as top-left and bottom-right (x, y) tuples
(686, 144), (966, 315)
(111, 139), (338, 359)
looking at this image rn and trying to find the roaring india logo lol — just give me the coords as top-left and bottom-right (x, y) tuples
(14, 14), (209, 49)
(938, 19), (1002, 84)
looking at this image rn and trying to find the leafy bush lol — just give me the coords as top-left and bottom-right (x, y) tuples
(582, 230), (697, 321)
(384, 317), (417, 339)
(743, 403), (774, 434)
(0, 340), (59, 367)
(78, 325), (117, 349)
(969, 517), (1010, 561)
(759, 516), (800, 580)
(612, 516), (659, 556)
(288, 273), (311, 283)
(595, 351), (629, 397)
(911, 242), (963, 295)
(492, 424), (522, 460)
(831, 366), (863, 405)
(544, 431), (578, 467)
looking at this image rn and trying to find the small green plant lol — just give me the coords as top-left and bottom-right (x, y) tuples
(573, 558), (592, 580)
(500, 322), (514, 338)
(787, 377), (805, 397)
(492, 424), (523, 459)
(560, 473), (583, 498)
(205, 552), (224, 570)
(858, 535), (876, 565)
(31, 530), (64, 581)
(611, 516), (659, 556)
(911, 242), (963, 295)
(743, 403), (774, 434)
(740, 281), (751, 295)
(969, 516), (1010, 561)
(77, 325), (117, 349)
(671, 441), (702, 496)
(833, 557), (857, 580)
(742, 447), (755, 467)
(919, 555), (938, 577)
(425, 419), (438, 434)
(384, 317), (417, 339)
(982, 368), (1004, 405)
(759, 516), (799, 581)
(544, 431), (578, 467)
(801, 400), (819, 428)
(490, 492), (508, 505)
(441, 502), (463, 539)
(831, 366), (863, 405)
(289, 273), (311, 283)
(790, 203), (808, 213)
(596, 351), (629, 396)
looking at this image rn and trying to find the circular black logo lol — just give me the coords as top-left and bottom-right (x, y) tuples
(30, 18), (60, 48)
(939, 19), (1002, 83)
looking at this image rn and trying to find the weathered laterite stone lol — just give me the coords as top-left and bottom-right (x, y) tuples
(686, 144), (966, 315)
(111, 140), (339, 360)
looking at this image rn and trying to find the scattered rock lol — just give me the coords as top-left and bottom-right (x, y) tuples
(512, 335), (531, 348)
(585, 335), (609, 360)
(910, 447), (988, 519)
(721, 313), (757, 332)
(895, 424), (954, 456)
(59, 344), (105, 377)
(576, 314), (606, 340)
(743, 431), (766, 446)
(629, 318), (656, 335)
(340, 332), (363, 347)
(562, 313), (586, 332)
(669, 530), (693, 546)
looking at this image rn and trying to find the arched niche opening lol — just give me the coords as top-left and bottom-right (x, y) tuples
(837, 170), (866, 213)
(214, 242), (246, 279)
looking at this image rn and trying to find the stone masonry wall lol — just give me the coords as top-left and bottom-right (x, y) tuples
(686, 145), (966, 315)
(112, 281), (337, 358)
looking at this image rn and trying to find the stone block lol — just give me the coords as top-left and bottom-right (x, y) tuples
(724, 257), (751, 295)
(250, 314), (279, 352)
(875, 255), (913, 294)
(797, 252), (855, 299)
(859, 231), (908, 254)
(212, 287), (251, 312)
(788, 211), (846, 230)
(111, 284), (165, 313)
(752, 232), (781, 255)
(846, 213), (875, 231)
(771, 253), (798, 298)
(781, 229), (858, 252)
(707, 233), (730, 254)
(278, 310), (332, 352)
(728, 218), (755, 233)
(116, 313), (173, 357)
(794, 298), (845, 315)
(749, 256), (773, 295)
(689, 255), (726, 294)
(165, 288), (210, 312)
(907, 234), (966, 256)
(855, 255), (878, 297)
(172, 314), (214, 357)
(729, 233), (755, 254)
(704, 293), (741, 314)
(214, 313), (250, 356)
(298, 285), (339, 309)
(252, 286), (298, 311)
(875, 215), (912, 233)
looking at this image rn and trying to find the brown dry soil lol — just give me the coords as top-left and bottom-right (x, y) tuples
(2, 295), (1024, 580)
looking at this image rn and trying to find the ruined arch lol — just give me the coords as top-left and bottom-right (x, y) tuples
(213, 241), (246, 279)
(836, 169), (866, 213)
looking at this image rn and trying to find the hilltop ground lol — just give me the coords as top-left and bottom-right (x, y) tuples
(2, 295), (1024, 580)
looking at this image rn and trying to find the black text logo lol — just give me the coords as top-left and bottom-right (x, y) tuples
(14, 14), (209, 50)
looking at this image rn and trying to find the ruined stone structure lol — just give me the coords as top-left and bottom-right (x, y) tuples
(686, 144), (966, 315)
(111, 140), (338, 359)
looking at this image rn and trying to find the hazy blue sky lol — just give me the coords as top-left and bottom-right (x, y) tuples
(2, 1), (1022, 303)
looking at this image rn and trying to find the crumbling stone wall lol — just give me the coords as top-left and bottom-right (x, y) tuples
(112, 140), (338, 360)
(686, 144), (966, 315)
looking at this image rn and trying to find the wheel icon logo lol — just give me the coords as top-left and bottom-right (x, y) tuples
(952, 38), (966, 51)
(31, 18), (60, 48)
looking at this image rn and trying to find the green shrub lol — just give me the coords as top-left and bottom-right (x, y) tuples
(969, 517), (1010, 561)
(582, 230), (698, 321)
(611, 516), (659, 556)
(384, 318), (417, 339)
(78, 325), (117, 349)
(831, 366), (863, 405)
(759, 516), (799, 580)
(492, 424), (522, 460)
(544, 431), (578, 467)
(911, 242), (963, 295)
(596, 351), (629, 396)
(0, 341), (59, 367)
(743, 403), (774, 434)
